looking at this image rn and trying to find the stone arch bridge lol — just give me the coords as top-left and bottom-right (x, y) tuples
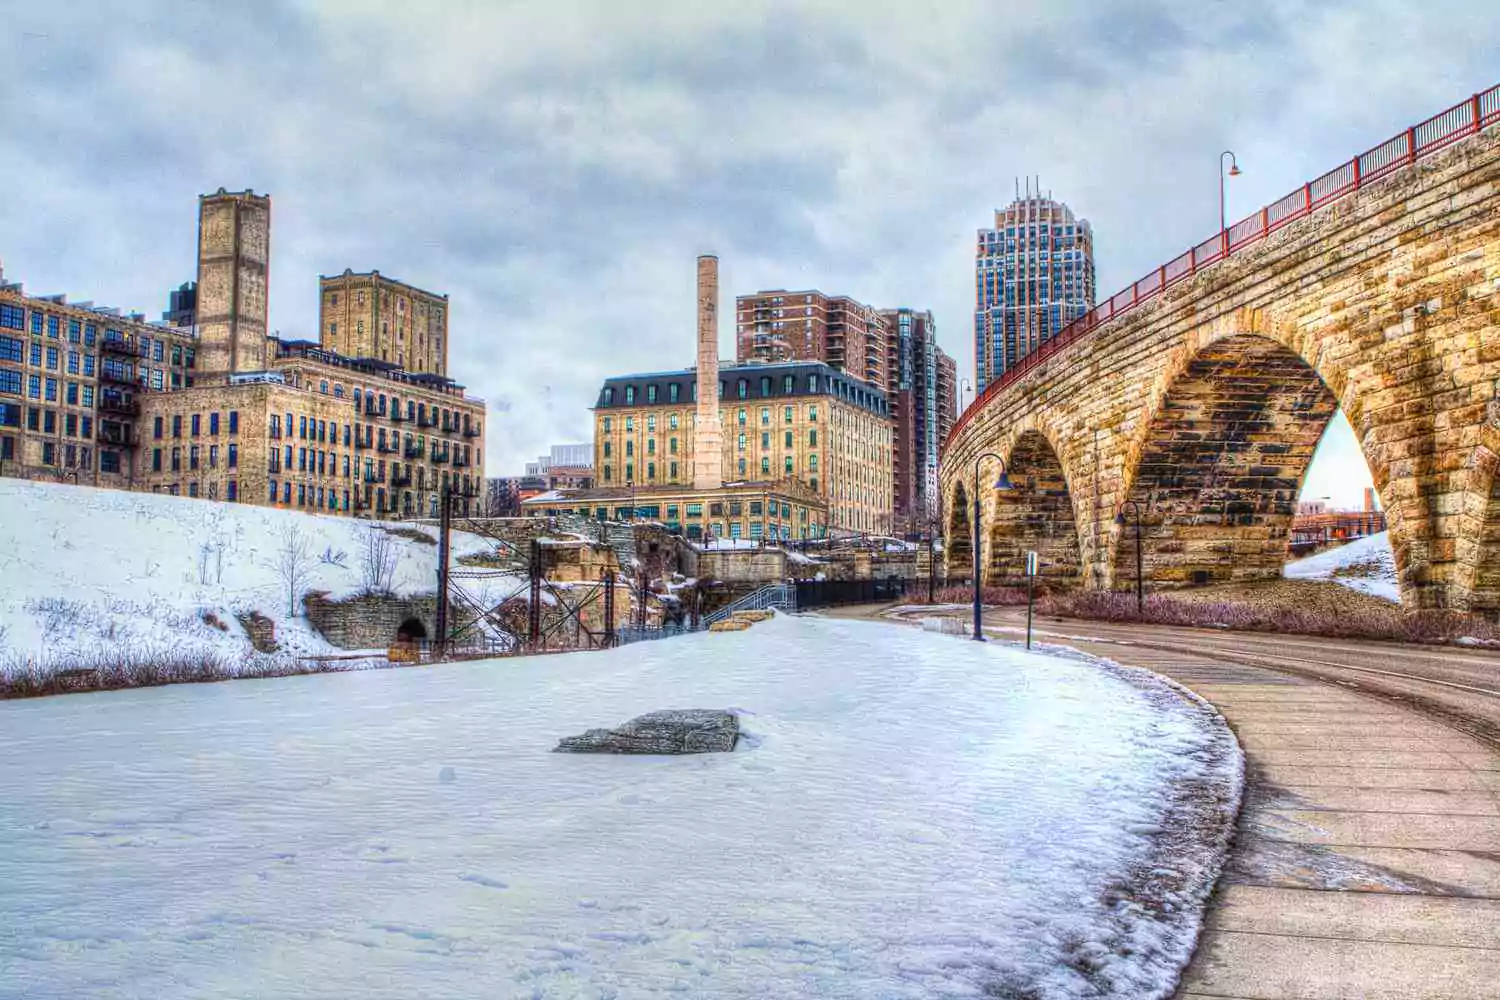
(942, 88), (1500, 611)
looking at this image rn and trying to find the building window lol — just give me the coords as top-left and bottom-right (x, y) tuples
(45, 347), (58, 370)
(669, 461), (678, 480)
(810, 454), (819, 471)
(0, 335), (21, 363)
(625, 440), (633, 457)
(209, 412), (220, 435)
(47, 315), (58, 338)
(625, 386), (635, 405)
(189, 482), (199, 498)
(208, 444), (219, 469)
(41, 442), (54, 465)
(172, 414), (182, 438)
(647, 438), (655, 455)
(784, 430), (793, 447)
(603, 441), (611, 458)
(669, 383), (680, 403)
(227, 480), (238, 502)
(81, 386), (93, 408)
(647, 461), (656, 481)
(785, 456), (793, 473)
(737, 379), (748, 399)
(0, 370), (19, 396)
(760, 376), (771, 397)
(647, 385), (657, 403)
(152, 448), (162, 472)
(784, 406), (793, 423)
(191, 413), (201, 436)
(189, 445), (199, 471)
(809, 404), (817, 422)
(229, 410), (239, 434)
(669, 437), (677, 454)
(64, 413), (77, 437)
(602, 417), (611, 433)
(44, 378), (56, 401)
(0, 305), (23, 330)
(625, 416), (633, 432)
(84, 355), (95, 377)
(761, 457), (770, 474)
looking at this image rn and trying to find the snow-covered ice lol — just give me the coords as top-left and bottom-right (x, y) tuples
(1283, 531), (1399, 602)
(0, 479), (497, 667)
(0, 615), (1240, 999)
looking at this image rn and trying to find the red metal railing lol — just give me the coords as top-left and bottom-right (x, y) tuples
(949, 82), (1500, 450)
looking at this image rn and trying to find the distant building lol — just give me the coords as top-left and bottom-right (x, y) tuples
(879, 308), (956, 533)
(592, 359), (891, 536)
(523, 442), (594, 490)
(735, 289), (889, 389)
(975, 191), (1096, 391)
(318, 270), (450, 376)
(162, 282), (197, 328)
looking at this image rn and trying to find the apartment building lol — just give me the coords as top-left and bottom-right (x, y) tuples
(975, 189), (1096, 391)
(135, 342), (483, 516)
(592, 360), (892, 536)
(880, 308), (957, 533)
(319, 270), (449, 376)
(735, 289), (889, 389)
(521, 478), (828, 543)
(0, 273), (196, 488)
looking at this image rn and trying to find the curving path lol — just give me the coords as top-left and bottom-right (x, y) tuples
(989, 610), (1500, 998)
(836, 603), (1500, 997)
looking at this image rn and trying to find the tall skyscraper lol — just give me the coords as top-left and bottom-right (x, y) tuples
(736, 289), (889, 389)
(974, 189), (1095, 392)
(880, 308), (957, 532)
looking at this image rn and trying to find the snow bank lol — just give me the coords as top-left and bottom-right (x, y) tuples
(0, 615), (1240, 999)
(0, 479), (494, 667)
(1284, 531), (1399, 602)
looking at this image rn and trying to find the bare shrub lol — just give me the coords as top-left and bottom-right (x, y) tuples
(0, 649), (371, 700)
(360, 525), (402, 595)
(272, 523), (313, 617)
(319, 546), (349, 568)
(930, 584), (1031, 606)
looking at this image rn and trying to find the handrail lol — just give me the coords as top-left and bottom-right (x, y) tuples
(703, 583), (796, 625)
(949, 82), (1500, 451)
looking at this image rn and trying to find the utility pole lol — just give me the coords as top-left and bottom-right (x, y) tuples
(435, 484), (452, 659)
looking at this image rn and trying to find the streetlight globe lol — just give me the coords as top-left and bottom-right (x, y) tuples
(993, 471), (1014, 491)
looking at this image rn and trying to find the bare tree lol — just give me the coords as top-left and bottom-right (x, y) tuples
(274, 522), (313, 617)
(360, 524), (401, 595)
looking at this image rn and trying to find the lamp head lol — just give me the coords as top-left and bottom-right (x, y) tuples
(1228, 163), (1242, 177)
(993, 471), (1013, 491)
(1114, 512), (1127, 526)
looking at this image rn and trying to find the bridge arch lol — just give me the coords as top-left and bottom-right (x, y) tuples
(1113, 331), (1341, 588)
(989, 429), (1084, 589)
(946, 479), (971, 577)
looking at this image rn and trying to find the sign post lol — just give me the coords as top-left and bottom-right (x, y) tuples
(1024, 551), (1039, 650)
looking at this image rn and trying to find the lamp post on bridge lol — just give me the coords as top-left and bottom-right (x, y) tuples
(1219, 150), (1242, 238)
(971, 452), (1014, 641)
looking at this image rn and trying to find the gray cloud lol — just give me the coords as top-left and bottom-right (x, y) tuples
(2, 1), (1497, 475)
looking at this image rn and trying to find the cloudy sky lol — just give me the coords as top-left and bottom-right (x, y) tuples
(2, 2), (1495, 502)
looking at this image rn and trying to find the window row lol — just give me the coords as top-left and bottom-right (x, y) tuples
(156, 480), (239, 501)
(155, 410), (241, 440)
(151, 443), (240, 474)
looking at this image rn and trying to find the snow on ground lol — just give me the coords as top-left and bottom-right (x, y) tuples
(0, 479), (496, 668)
(0, 615), (1240, 999)
(1283, 530), (1399, 602)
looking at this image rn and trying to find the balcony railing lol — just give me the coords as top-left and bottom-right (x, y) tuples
(267, 459), (281, 474)
(96, 425), (133, 447)
(363, 471), (380, 484)
(353, 436), (370, 450)
(100, 336), (134, 356)
(390, 408), (407, 422)
(403, 442), (424, 459)
(96, 393), (138, 416)
(391, 472), (412, 488)
(462, 424), (481, 438)
(947, 82), (1500, 449)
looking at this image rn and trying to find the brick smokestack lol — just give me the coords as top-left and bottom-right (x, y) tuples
(693, 255), (724, 491)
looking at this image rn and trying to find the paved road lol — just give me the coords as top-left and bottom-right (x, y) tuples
(835, 604), (1500, 998)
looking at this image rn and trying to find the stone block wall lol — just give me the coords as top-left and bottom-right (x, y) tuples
(304, 591), (439, 650)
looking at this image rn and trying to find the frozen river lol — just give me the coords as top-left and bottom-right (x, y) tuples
(0, 616), (1238, 998)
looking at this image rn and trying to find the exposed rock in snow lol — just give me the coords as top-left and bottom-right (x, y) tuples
(555, 708), (739, 754)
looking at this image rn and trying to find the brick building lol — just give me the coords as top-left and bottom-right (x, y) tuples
(0, 271), (196, 487)
(591, 360), (891, 535)
(318, 270), (449, 376)
(735, 289), (889, 389)
(1, 187), (487, 517)
(880, 308), (957, 534)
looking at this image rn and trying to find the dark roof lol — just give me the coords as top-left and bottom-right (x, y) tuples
(595, 360), (889, 417)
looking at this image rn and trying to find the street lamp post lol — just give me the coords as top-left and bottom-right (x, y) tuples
(971, 452), (1014, 641)
(1219, 150), (1242, 238)
(1114, 499), (1145, 615)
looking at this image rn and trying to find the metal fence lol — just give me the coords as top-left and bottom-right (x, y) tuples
(794, 577), (909, 609)
(949, 82), (1500, 446)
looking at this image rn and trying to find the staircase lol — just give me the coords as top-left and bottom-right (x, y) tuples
(703, 583), (796, 626)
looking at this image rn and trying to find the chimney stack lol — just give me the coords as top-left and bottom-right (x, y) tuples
(692, 255), (724, 491)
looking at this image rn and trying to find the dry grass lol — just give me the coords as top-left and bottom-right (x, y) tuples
(1036, 588), (1500, 646)
(0, 650), (373, 700)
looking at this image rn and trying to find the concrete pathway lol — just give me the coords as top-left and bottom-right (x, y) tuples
(1056, 643), (1500, 999)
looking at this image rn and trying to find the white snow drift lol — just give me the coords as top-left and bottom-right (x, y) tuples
(0, 615), (1240, 999)
(1283, 530), (1399, 602)
(0, 478), (492, 666)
